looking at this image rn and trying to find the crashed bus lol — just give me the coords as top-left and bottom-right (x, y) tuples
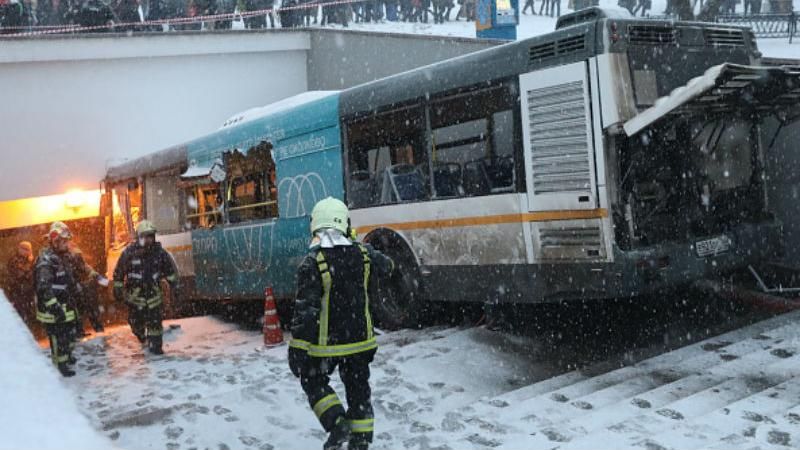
(102, 7), (800, 326)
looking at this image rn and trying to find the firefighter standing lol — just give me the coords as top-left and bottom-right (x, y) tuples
(34, 222), (82, 377)
(113, 220), (178, 355)
(288, 198), (394, 450)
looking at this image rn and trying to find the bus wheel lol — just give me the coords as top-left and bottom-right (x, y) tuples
(373, 253), (426, 330)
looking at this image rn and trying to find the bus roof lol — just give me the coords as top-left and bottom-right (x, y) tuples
(339, 30), (591, 118)
(340, 16), (755, 118)
(219, 91), (339, 130)
(105, 91), (340, 183)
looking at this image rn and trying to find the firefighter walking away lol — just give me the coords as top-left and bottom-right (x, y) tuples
(288, 197), (394, 450)
(34, 222), (81, 377)
(113, 220), (179, 355)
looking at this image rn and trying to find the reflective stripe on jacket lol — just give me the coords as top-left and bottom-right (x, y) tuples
(289, 241), (393, 358)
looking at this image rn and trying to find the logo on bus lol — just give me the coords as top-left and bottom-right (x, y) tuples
(278, 172), (328, 218)
(223, 222), (275, 273)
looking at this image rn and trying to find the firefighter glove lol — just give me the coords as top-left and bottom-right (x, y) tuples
(47, 301), (67, 323)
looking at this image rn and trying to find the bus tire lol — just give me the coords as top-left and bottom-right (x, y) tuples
(367, 231), (427, 330)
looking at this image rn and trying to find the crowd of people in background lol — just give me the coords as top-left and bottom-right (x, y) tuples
(0, 0), (784, 33)
(0, 0), (483, 32)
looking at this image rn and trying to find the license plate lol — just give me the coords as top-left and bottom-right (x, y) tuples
(695, 235), (731, 257)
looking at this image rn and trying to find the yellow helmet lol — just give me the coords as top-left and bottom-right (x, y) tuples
(136, 220), (157, 236)
(310, 197), (349, 234)
(48, 222), (72, 241)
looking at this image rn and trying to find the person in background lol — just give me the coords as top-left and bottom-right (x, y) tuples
(5, 241), (36, 325)
(0, 0), (27, 33)
(522, 0), (535, 14)
(115, 0), (142, 30)
(65, 243), (107, 336)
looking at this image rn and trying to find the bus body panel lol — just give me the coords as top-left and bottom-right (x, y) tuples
(353, 193), (529, 266)
(158, 232), (194, 277)
(191, 217), (312, 300)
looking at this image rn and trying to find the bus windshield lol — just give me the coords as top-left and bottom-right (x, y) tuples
(691, 118), (754, 192)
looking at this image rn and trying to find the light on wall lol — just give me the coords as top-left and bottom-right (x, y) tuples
(64, 189), (86, 209)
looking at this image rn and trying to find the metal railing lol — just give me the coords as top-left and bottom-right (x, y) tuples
(644, 11), (796, 42)
(716, 12), (797, 42)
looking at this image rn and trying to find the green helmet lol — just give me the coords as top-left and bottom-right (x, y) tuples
(310, 197), (349, 234)
(136, 220), (157, 236)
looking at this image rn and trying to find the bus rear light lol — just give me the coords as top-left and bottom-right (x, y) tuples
(610, 22), (620, 43)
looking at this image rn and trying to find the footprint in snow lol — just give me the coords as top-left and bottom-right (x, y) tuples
(164, 426), (184, 439)
(656, 408), (685, 420)
(767, 429), (792, 446)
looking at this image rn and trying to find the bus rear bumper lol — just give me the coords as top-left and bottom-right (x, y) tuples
(420, 220), (783, 303)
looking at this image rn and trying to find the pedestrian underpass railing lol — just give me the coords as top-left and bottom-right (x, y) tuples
(645, 12), (797, 43)
(716, 12), (797, 42)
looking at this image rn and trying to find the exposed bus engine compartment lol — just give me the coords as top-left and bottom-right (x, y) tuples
(612, 64), (800, 251)
(616, 115), (767, 249)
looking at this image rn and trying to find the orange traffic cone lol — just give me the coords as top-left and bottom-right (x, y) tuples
(263, 287), (284, 347)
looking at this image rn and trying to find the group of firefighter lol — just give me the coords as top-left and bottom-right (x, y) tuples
(24, 219), (178, 376)
(10, 197), (391, 450)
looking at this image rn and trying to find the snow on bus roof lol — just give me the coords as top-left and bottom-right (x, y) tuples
(622, 63), (800, 136)
(219, 91), (339, 130)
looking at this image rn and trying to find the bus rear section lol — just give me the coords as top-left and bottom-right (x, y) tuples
(344, 16), (800, 316)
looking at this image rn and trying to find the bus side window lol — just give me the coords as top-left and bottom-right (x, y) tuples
(185, 184), (222, 230)
(346, 105), (429, 208)
(144, 175), (181, 234)
(111, 181), (142, 247)
(224, 142), (278, 224)
(429, 84), (516, 198)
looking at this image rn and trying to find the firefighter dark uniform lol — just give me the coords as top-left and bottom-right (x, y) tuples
(65, 245), (106, 334)
(113, 221), (177, 354)
(289, 198), (394, 450)
(34, 222), (81, 377)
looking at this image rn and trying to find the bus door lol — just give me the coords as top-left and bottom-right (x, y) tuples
(519, 61), (609, 262)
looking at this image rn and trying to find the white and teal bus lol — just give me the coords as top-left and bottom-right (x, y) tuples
(103, 8), (800, 326)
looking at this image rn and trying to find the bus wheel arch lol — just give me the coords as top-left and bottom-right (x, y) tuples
(363, 228), (428, 330)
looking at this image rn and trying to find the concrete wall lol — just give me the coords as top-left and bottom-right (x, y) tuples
(306, 30), (498, 90)
(0, 31), (310, 201)
(0, 30), (497, 203)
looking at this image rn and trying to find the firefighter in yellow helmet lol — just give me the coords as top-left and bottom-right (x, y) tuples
(33, 222), (81, 376)
(113, 220), (178, 355)
(289, 197), (394, 450)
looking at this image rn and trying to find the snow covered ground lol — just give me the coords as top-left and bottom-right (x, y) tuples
(312, 0), (800, 60)
(63, 317), (559, 450)
(41, 303), (800, 450)
(0, 290), (111, 450)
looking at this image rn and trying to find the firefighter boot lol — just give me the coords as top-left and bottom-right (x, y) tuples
(149, 335), (164, 355)
(58, 363), (76, 377)
(323, 417), (351, 450)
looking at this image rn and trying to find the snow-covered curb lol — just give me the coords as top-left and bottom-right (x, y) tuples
(0, 290), (112, 450)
